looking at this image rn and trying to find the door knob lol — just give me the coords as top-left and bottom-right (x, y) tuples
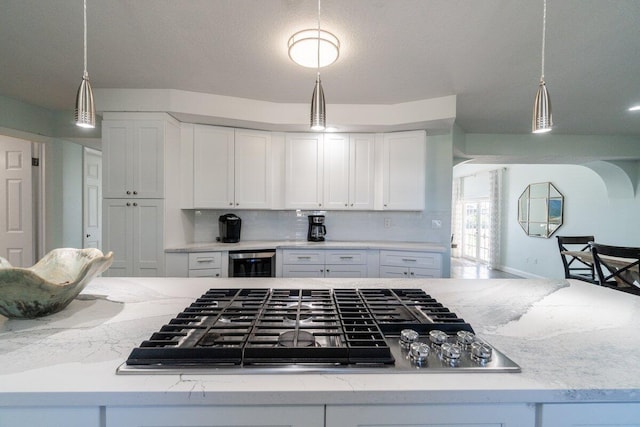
(86, 234), (90, 238)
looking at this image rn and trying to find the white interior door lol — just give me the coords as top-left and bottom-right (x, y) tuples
(0, 135), (33, 266)
(83, 147), (102, 249)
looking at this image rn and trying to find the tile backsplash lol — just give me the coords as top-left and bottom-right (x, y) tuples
(192, 209), (447, 244)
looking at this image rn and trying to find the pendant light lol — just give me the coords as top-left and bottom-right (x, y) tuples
(310, 0), (326, 131)
(532, 0), (552, 133)
(75, 0), (95, 128)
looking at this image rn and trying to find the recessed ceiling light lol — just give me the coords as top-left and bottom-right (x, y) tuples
(628, 105), (640, 112)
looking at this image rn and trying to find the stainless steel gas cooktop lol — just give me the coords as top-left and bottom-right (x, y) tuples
(117, 288), (520, 374)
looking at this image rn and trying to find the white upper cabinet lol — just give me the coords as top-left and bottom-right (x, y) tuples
(193, 125), (235, 208)
(382, 130), (426, 210)
(234, 129), (272, 209)
(285, 133), (324, 209)
(103, 119), (165, 198)
(185, 126), (272, 209)
(323, 133), (375, 210)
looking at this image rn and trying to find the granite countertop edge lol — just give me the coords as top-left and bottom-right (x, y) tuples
(165, 240), (448, 253)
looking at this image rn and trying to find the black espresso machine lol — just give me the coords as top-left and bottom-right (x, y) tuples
(218, 213), (241, 243)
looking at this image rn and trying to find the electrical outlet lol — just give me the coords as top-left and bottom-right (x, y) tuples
(431, 219), (442, 229)
(384, 218), (391, 229)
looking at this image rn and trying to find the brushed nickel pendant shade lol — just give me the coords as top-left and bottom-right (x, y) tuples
(310, 74), (326, 131)
(532, 0), (552, 133)
(75, 0), (95, 128)
(309, 0), (326, 131)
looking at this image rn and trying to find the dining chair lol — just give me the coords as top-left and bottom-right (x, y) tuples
(590, 242), (640, 296)
(556, 235), (597, 284)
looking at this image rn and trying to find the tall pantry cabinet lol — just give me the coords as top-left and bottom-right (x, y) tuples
(101, 113), (180, 276)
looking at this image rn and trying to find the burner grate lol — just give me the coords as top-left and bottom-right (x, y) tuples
(125, 288), (472, 367)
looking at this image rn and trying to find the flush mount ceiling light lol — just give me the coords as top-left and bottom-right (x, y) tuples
(288, 29), (340, 68)
(75, 0), (95, 128)
(532, 0), (552, 134)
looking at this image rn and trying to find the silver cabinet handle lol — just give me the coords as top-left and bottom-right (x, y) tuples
(297, 256), (311, 260)
(126, 202), (131, 207)
(402, 258), (417, 262)
(126, 190), (131, 195)
(197, 258), (214, 263)
(133, 202), (138, 206)
(339, 256), (353, 260)
(133, 191), (138, 195)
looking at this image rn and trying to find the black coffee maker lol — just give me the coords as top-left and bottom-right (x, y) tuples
(218, 213), (241, 243)
(307, 215), (326, 242)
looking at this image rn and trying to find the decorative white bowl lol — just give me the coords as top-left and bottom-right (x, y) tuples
(0, 248), (113, 319)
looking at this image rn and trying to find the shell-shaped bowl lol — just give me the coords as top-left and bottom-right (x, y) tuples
(0, 248), (113, 319)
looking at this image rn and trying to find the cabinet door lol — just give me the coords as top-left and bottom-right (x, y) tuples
(325, 264), (367, 278)
(323, 133), (350, 209)
(234, 129), (272, 209)
(326, 403), (535, 427)
(540, 403), (640, 426)
(349, 133), (375, 210)
(133, 120), (165, 198)
(410, 267), (441, 278)
(102, 198), (134, 276)
(102, 199), (164, 277)
(102, 120), (165, 198)
(193, 125), (235, 208)
(106, 405), (324, 427)
(285, 133), (324, 209)
(132, 199), (164, 276)
(282, 264), (326, 278)
(382, 130), (426, 210)
(102, 120), (133, 198)
(379, 265), (409, 278)
(0, 407), (100, 427)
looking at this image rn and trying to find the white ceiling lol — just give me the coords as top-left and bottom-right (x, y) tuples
(1, 0), (639, 136)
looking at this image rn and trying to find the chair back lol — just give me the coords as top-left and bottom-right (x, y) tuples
(556, 235), (596, 283)
(590, 242), (640, 296)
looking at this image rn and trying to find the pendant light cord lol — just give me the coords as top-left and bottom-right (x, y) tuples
(540, 0), (546, 81)
(83, 0), (88, 77)
(317, 0), (321, 79)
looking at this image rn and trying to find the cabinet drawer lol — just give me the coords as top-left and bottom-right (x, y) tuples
(380, 250), (442, 268)
(188, 252), (222, 269)
(325, 250), (367, 265)
(282, 250), (325, 264)
(188, 268), (221, 278)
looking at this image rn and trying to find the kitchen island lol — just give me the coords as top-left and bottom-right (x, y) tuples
(1, 277), (639, 427)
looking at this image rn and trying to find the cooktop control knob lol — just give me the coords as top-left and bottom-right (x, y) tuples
(399, 329), (419, 349)
(409, 342), (430, 364)
(456, 330), (476, 348)
(440, 342), (462, 364)
(428, 330), (448, 347)
(471, 341), (493, 363)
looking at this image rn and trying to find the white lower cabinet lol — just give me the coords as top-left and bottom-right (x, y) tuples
(0, 406), (100, 427)
(325, 403), (535, 427)
(188, 251), (222, 277)
(281, 249), (368, 278)
(106, 405), (324, 427)
(540, 403), (640, 426)
(379, 250), (443, 278)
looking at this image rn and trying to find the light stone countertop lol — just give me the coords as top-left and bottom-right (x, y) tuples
(165, 240), (448, 253)
(1, 277), (639, 408)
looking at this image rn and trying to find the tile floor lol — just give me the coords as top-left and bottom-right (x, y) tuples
(450, 257), (522, 279)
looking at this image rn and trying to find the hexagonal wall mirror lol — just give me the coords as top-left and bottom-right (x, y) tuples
(518, 182), (564, 238)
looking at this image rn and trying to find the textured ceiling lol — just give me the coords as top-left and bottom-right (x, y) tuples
(1, 0), (639, 136)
